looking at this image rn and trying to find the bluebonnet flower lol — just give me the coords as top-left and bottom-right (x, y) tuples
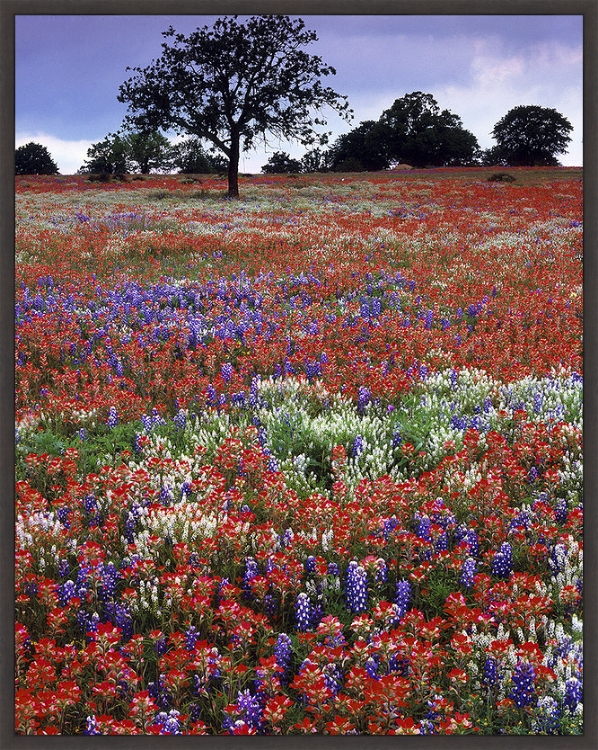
(114, 602), (133, 637)
(85, 716), (101, 735)
(416, 515), (432, 542)
(56, 506), (71, 529)
(154, 635), (168, 657)
(345, 561), (368, 613)
(460, 557), (478, 588)
(365, 655), (379, 678)
(234, 690), (263, 730)
(76, 563), (91, 598)
(564, 676), (583, 712)
(305, 556), (317, 574)
(465, 529), (479, 556)
(555, 498), (568, 524)
(242, 557), (259, 598)
(510, 661), (536, 707)
(221, 362), (234, 382)
(154, 710), (182, 734)
(58, 559), (70, 578)
(383, 516), (400, 541)
(58, 579), (77, 606)
(491, 542), (513, 578)
(550, 543), (567, 574)
(264, 594), (277, 617)
(482, 657), (499, 688)
(352, 434), (365, 458)
(206, 384), (219, 407)
(295, 593), (312, 631)
(173, 409), (187, 431)
(327, 561), (340, 577)
(148, 675), (172, 709)
(185, 626), (200, 651)
(274, 633), (292, 675)
(78, 610), (99, 636)
(305, 360), (321, 381)
(84, 494), (97, 514)
(532, 696), (561, 734)
(106, 406), (118, 429)
(394, 579), (412, 619)
(435, 531), (449, 552)
(392, 430), (402, 448)
(98, 562), (119, 601)
(357, 386), (371, 412)
(533, 391), (544, 414)
(374, 558), (388, 585)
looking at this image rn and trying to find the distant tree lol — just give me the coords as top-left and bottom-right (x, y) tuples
(171, 137), (222, 174)
(78, 131), (175, 174)
(377, 92), (480, 167)
(329, 120), (391, 171)
(78, 133), (130, 174)
(491, 105), (573, 166)
(125, 130), (174, 173)
(480, 145), (509, 167)
(261, 151), (303, 174)
(300, 147), (331, 173)
(118, 15), (352, 197)
(15, 142), (59, 175)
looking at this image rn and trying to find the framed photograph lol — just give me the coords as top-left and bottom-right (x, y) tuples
(2, 0), (596, 746)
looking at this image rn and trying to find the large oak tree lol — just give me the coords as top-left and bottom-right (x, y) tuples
(118, 15), (351, 197)
(491, 105), (573, 166)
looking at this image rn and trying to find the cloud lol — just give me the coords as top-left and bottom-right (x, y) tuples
(15, 132), (92, 175)
(434, 39), (583, 164)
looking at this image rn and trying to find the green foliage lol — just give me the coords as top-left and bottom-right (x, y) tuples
(300, 147), (331, 173)
(329, 120), (391, 171)
(488, 172), (516, 182)
(491, 105), (573, 166)
(78, 130), (174, 174)
(78, 132), (130, 174)
(171, 136), (226, 174)
(125, 130), (174, 173)
(15, 142), (59, 175)
(118, 15), (352, 196)
(261, 151), (304, 174)
(377, 92), (480, 167)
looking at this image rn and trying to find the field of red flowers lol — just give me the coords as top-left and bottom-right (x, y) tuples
(15, 168), (583, 735)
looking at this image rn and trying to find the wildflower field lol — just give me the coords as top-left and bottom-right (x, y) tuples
(14, 167), (583, 735)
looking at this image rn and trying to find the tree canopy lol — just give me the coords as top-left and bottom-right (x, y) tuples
(261, 151), (303, 174)
(78, 131), (174, 174)
(118, 15), (352, 196)
(171, 137), (226, 174)
(328, 120), (391, 171)
(377, 92), (480, 168)
(491, 105), (573, 166)
(15, 142), (59, 175)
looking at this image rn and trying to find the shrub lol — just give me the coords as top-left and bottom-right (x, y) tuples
(15, 142), (59, 175)
(487, 172), (516, 183)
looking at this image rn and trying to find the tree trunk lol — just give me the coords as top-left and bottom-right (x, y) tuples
(227, 135), (240, 198)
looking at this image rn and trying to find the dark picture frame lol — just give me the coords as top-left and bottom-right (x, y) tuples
(2, 1), (596, 748)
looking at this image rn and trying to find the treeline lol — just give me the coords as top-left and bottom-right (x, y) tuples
(16, 92), (573, 178)
(262, 93), (574, 174)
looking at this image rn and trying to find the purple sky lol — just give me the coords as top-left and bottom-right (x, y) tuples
(15, 14), (583, 172)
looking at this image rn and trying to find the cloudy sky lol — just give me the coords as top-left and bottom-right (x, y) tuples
(15, 13), (583, 173)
